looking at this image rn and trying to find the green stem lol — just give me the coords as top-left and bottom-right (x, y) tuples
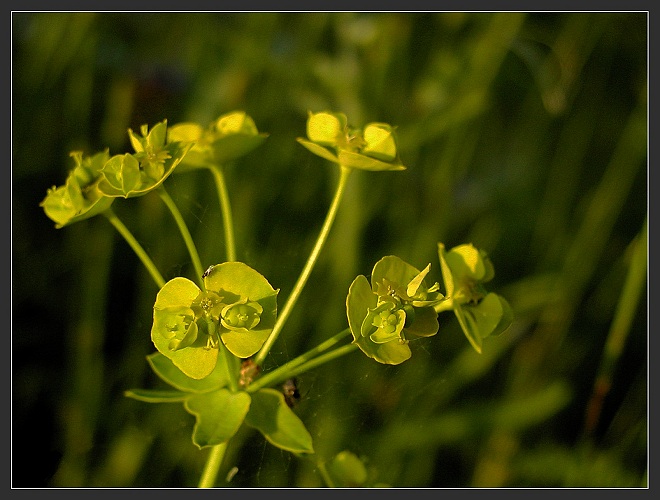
(157, 185), (205, 286)
(198, 442), (228, 488)
(208, 165), (237, 262)
(434, 298), (455, 314)
(316, 461), (337, 488)
(102, 208), (165, 288)
(254, 166), (353, 366)
(284, 343), (358, 381)
(248, 328), (353, 393)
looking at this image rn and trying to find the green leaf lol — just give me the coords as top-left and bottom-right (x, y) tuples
(362, 123), (397, 162)
(372, 255), (424, 294)
(151, 277), (219, 380)
(444, 243), (494, 284)
(453, 304), (483, 354)
(465, 292), (513, 340)
(491, 294), (514, 337)
(204, 262), (279, 359)
(403, 305), (439, 339)
(214, 110), (259, 135)
(438, 242), (455, 297)
(245, 388), (314, 454)
(346, 275), (412, 365)
(167, 122), (211, 170)
(337, 149), (406, 171)
(124, 388), (189, 403)
(454, 293), (514, 354)
(184, 389), (251, 449)
(210, 133), (268, 164)
(306, 111), (347, 146)
(169, 112), (267, 170)
(40, 150), (115, 228)
(296, 138), (341, 164)
(146, 351), (228, 393)
(98, 141), (192, 198)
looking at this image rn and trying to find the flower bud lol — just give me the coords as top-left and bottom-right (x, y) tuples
(306, 111), (347, 147)
(214, 111), (258, 136)
(101, 153), (142, 195)
(361, 123), (397, 162)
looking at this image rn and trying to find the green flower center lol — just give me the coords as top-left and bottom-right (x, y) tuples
(221, 300), (264, 331)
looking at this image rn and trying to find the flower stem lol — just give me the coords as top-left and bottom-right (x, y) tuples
(207, 165), (237, 263)
(102, 208), (165, 288)
(248, 328), (353, 392)
(254, 166), (353, 367)
(434, 298), (455, 314)
(198, 442), (228, 488)
(157, 185), (205, 286)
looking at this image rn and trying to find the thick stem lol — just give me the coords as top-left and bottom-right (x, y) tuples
(103, 208), (165, 288)
(254, 166), (353, 366)
(198, 442), (228, 488)
(157, 186), (205, 286)
(208, 165), (237, 262)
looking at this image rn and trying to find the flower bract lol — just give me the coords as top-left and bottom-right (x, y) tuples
(40, 150), (114, 228)
(297, 111), (407, 172)
(438, 242), (513, 353)
(346, 255), (444, 365)
(151, 262), (278, 379)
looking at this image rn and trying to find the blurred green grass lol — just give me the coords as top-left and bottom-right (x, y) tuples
(12, 12), (647, 487)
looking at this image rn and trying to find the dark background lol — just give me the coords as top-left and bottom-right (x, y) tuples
(12, 12), (647, 487)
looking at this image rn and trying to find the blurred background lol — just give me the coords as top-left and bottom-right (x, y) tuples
(12, 12), (647, 487)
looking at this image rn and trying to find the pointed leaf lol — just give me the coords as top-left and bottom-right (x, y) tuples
(296, 138), (341, 164)
(245, 389), (314, 454)
(337, 149), (406, 171)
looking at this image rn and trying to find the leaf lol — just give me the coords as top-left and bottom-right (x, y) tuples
(151, 277), (219, 379)
(245, 389), (314, 454)
(337, 149), (406, 171)
(124, 388), (189, 403)
(372, 255), (422, 294)
(204, 262), (279, 359)
(306, 111), (347, 146)
(219, 328), (271, 359)
(184, 389), (251, 449)
(346, 275), (411, 365)
(466, 292), (513, 339)
(98, 141), (192, 198)
(296, 138), (340, 164)
(438, 242), (455, 297)
(453, 304), (483, 354)
(146, 351), (228, 393)
(362, 123), (397, 162)
(210, 133), (268, 164)
(404, 305), (439, 339)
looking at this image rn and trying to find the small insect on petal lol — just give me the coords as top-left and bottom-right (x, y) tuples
(202, 265), (214, 279)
